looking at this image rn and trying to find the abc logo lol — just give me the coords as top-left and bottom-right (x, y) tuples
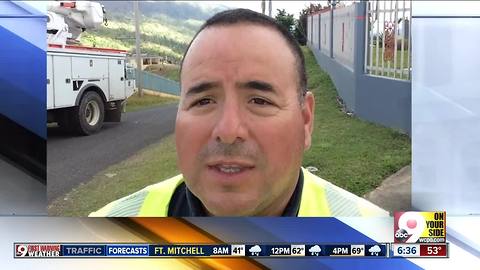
(394, 229), (410, 243)
(394, 212), (426, 243)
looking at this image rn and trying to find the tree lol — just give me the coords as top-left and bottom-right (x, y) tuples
(294, 9), (308, 45)
(275, 9), (295, 34)
(294, 3), (323, 45)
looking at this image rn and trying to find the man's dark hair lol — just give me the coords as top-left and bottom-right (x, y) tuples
(180, 8), (307, 102)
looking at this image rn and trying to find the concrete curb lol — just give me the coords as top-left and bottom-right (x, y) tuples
(364, 165), (412, 215)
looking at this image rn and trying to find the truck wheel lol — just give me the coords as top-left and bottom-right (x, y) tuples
(72, 91), (105, 135)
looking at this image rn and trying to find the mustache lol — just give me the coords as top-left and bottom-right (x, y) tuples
(198, 141), (258, 160)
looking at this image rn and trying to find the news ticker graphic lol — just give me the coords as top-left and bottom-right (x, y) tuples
(394, 211), (446, 244)
(391, 244), (449, 258)
(13, 243), (447, 258)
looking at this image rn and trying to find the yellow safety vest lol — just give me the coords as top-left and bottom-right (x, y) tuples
(90, 168), (388, 217)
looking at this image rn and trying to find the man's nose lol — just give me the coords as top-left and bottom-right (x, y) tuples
(212, 98), (248, 144)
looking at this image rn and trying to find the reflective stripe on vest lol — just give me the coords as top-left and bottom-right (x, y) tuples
(299, 169), (387, 217)
(90, 168), (387, 217)
(89, 174), (183, 217)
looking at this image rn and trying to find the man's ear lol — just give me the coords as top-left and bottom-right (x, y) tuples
(302, 91), (315, 150)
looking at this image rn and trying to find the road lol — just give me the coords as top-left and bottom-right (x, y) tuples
(47, 104), (178, 202)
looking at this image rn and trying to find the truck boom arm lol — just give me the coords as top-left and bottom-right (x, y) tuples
(47, 1), (106, 45)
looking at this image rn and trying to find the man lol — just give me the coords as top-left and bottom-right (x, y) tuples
(90, 9), (387, 217)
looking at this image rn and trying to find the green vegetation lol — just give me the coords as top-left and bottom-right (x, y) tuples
(144, 63), (180, 82)
(126, 92), (179, 112)
(275, 9), (296, 33)
(81, 0), (214, 62)
(81, 16), (194, 61)
(48, 135), (179, 216)
(49, 47), (411, 216)
(302, 46), (411, 196)
(87, 0), (227, 58)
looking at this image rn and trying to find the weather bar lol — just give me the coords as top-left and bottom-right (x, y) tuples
(13, 243), (446, 258)
(391, 243), (448, 258)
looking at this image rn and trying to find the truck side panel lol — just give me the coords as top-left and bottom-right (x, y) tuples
(52, 55), (76, 108)
(71, 56), (108, 79)
(47, 48), (133, 114)
(108, 58), (126, 100)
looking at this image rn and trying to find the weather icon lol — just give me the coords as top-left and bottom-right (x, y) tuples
(368, 245), (381, 256)
(309, 245), (321, 256)
(249, 245), (262, 256)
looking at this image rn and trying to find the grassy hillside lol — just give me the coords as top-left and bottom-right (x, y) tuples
(80, 1), (226, 62)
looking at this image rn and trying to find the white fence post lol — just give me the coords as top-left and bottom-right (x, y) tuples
(365, 0), (411, 80)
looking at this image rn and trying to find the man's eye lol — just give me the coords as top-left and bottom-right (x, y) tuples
(193, 98), (214, 107)
(249, 97), (272, 106)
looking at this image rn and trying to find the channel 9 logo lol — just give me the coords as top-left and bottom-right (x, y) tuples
(394, 212), (446, 243)
(15, 244), (28, 257)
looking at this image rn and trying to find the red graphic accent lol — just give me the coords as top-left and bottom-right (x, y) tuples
(407, 219), (417, 229)
(60, 2), (76, 8)
(420, 244), (447, 257)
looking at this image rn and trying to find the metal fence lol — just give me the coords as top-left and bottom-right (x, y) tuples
(364, 0), (411, 80)
(307, 1), (412, 134)
(136, 70), (180, 96)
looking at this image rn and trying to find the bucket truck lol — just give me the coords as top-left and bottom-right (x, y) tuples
(46, 1), (135, 135)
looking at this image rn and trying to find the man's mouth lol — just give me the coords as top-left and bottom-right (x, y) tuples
(214, 164), (244, 174)
(207, 161), (255, 175)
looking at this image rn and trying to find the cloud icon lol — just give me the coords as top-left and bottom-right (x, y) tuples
(309, 245), (321, 256)
(249, 245), (262, 256)
(368, 245), (381, 256)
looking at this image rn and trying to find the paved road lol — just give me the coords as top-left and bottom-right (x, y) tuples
(47, 104), (178, 202)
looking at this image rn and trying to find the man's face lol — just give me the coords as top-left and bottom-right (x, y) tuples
(176, 23), (314, 216)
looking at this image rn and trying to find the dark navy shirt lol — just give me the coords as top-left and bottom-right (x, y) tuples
(168, 169), (304, 216)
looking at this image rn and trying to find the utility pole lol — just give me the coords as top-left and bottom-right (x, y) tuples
(268, 0), (272, 17)
(261, 0), (265, 15)
(134, 1), (143, 97)
(329, 0), (337, 59)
